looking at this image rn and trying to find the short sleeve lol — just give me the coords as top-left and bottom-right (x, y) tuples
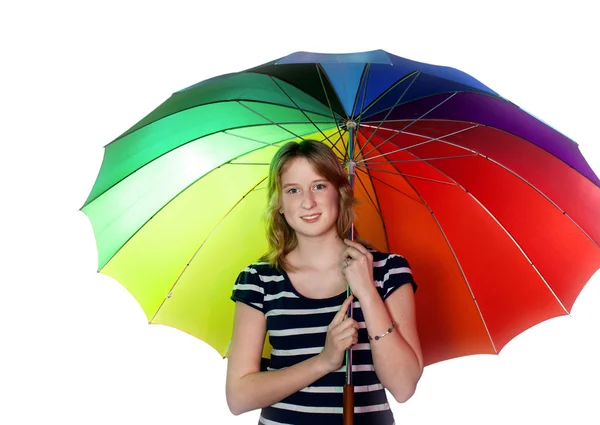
(230, 265), (265, 313)
(377, 253), (417, 301)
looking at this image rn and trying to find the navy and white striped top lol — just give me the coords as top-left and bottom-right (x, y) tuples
(230, 251), (416, 425)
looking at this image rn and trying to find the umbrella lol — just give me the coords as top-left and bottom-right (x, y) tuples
(81, 49), (600, 420)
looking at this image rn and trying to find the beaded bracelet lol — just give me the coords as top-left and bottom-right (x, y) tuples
(368, 322), (396, 341)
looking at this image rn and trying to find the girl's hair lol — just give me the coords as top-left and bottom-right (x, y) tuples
(260, 140), (357, 271)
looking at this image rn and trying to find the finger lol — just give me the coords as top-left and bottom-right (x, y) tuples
(339, 333), (359, 350)
(331, 296), (353, 325)
(344, 239), (370, 255)
(343, 246), (366, 262)
(347, 244), (372, 263)
(337, 326), (358, 340)
(332, 318), (358, 334)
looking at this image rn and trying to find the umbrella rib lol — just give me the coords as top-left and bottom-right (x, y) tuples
(357, 71), (420, 120)
(416, 191), (501, 354)
(353, 168), (391, 251)
(352, 63), (372, 122)
(361, 121), (479, 140)
(350, 65), (372, 163)
(400, 148), (571, 316)
(359, 92), (468, 125)
(149, 176), (269, 324)
(84, 121), (335, 208)
(353, 167), (384, 215)
(355, 164), (456, 187)
(356, 72), (420, 160)
(380, 154), (498, 354)
(329, 131), (350, 161)
(356, 124), (479, 164)
(362, 137), (499, 353)
(362, 118), (467, 125)
(107, 98), (336, 147)
(268, 74), (346, 158)
(238, 100), (343, 159)
(362, 117), (600, 190)
(237, 101), (309, 141)
(315, 65), (347, 156)
(229, 162), (271, 166)
(353, 131), (389, 250)
(224, 126), (339, 150)
(94, 140), (282, 270)
(221, 128), (288, 146)
(359, 119), (481, 141)
(354, 169), (427, 206)
(360, 92), (458, 160)
(364, 154), (479, 164)
(438, 140), (600, 249)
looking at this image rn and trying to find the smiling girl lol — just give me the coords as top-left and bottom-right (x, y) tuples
(226, 140), (423, 425)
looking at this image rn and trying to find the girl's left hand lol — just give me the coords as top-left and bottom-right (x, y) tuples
(341, 239), (376, 301)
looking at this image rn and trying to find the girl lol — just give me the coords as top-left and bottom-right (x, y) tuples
(226, 140), (423, 424)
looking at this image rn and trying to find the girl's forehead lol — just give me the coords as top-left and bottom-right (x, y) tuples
(281, 157), (323, 180)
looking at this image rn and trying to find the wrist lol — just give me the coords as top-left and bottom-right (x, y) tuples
(314, 352), (336, 375)
(354, 284), (379, 305)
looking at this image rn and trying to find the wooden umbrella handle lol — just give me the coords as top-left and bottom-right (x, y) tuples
(343, 384), (354, 425)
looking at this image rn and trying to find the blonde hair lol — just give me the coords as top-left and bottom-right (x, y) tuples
(261, 140), (356, 271)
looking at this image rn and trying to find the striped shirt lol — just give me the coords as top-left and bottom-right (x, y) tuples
(230, 251), (416, 425)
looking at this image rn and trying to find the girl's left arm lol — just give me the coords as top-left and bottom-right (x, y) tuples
(359, 284), (423, 403)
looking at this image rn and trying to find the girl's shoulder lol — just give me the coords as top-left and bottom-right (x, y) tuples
(369, 249), (408, 263)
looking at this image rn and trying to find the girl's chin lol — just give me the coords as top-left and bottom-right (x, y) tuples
(294, 223), (338, 238)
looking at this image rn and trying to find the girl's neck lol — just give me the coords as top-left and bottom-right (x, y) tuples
(289, 232), (346, 271)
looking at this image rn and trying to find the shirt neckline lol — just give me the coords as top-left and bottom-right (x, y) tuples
(279, 268), (348, 303)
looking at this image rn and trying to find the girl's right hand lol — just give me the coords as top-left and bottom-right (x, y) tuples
(318, 296), (359, 373)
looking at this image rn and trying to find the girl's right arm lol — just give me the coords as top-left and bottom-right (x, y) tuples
(225, 296), (357, 415)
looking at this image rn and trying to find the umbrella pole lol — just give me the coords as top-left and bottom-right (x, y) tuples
(343, 122), (357, 425)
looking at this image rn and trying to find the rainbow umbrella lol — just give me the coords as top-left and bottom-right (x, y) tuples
(81, 49), (600, 382)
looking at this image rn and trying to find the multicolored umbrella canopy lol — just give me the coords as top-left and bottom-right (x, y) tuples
(81, 50), (600, 366)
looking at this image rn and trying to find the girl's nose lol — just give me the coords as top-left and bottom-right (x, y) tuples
(301, 191), (317, 208)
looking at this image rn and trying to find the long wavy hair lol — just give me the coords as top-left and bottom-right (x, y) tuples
(260, 140), (357, 271)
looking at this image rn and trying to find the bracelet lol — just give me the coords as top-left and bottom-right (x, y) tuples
(368, 322), (396, 341)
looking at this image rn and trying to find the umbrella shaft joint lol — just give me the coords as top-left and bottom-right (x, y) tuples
(347, 160), (356, 176)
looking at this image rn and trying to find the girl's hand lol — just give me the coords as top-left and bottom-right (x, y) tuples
(318, 296), (358, 373)
(341, 239), (375, 301)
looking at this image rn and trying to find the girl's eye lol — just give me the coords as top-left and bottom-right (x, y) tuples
(287, 188), (299, 194)
(314, 183), (326, 190)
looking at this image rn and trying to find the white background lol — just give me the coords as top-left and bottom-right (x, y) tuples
(1, 1), (599, 424)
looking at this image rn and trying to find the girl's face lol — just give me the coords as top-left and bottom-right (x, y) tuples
(279, 157), (340, 240)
